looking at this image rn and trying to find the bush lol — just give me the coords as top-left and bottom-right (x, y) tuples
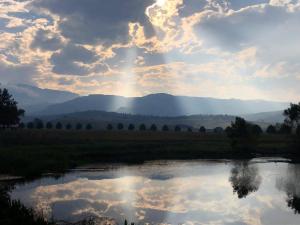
(56, 122), (62, 130)
(106, 124), (113, 130)
(27, 122), (34, 129)
(214, 127), (224, 134)
(150, 124), (157, 131)
(46, 122), (53, 129)
(279, 123), (292, 134)
(162, 125), (169, 131)
(34, 119), (44, 129)
(117, 123), (124, 130)
(266, 125), (276, 134)
(199, 126), (206, 133)
(66, 123), (72, 130)
(139, 124), (146, 131)
(251, 124), (263, 136)
(86, 124), (92, 130)
(128, 124), (135, 131)
(296, 125), (300, 136)
(174, 125), (181, 132)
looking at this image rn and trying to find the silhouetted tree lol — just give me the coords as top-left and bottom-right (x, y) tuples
(106, 124), (113, 130)
(162, 125), (169, 131)
(86, 124), (92, 130)
(266, 125), (277, 134)
(214, 127), (224, 134)
(251, 124), (263, 136)
(66, 123), (72, 130)
(117, 123), (124, 130)
(284, 103), (300, 129)
(150, 124), (157, 131)
(187, 127), (193, 132)
(46, 122), (53, 129)
(279, 123), (292, 134)
(174, 125), (181, 132)
(139, 124), (146, 131)
(128, 124), (135, 131)
(0, 88), (25, 128)
(34, 118), (44, 129)
(76, 123), (82, 130)
(19, 122), (25, 129)
(226, 117), (262, 150)
(27, 122), (34, 129)
(199, 126), (206, 133)
(229, 161), (262, 199)
(56, 122), (62, 130)
(297, 125), (300, 136)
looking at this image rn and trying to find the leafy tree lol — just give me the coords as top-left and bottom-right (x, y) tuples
(76, 123), (82, 130)
(27, 122), (34, 129)
(162, 125), (169, 131)
(128, 124), (135, 131)
(117, 123), (124, 130)
(297, 125), (300, 136)
(19, 122), (25, 129)
(226, 117), (262, 150)
(46, 122), (53, 129)
(174, 125), (181, 132)
(266, 125), (277, 134)
(56, 122), (62, 130)
(66, 123), (72, 130)
(284, 103), (300, 128)
(199, 126), (206, 133)
(0, 88), (25, 128)
(187, 127), (193, 132)
(106, 124), (113, 130)
(214, 127), (224, 134)
(139, 124), (146, 131)
(34, 118), (44, 129)
(279, 123), (292, 134)
(150, 124), (157, 131)
(86, 124), (92, 130)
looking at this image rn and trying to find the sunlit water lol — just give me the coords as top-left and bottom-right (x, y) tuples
(9, 159), (300, 225)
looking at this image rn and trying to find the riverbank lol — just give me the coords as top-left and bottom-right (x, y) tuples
(0, 130), (298, 178)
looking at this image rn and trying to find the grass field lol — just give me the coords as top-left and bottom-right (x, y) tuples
(0, 130), (298, 178)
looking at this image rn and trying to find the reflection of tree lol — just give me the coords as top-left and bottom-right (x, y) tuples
(229, 161), (262, 198)
(276, 164), (300, 214)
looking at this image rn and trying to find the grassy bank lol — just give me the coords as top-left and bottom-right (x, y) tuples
(0, 130), (298, 177)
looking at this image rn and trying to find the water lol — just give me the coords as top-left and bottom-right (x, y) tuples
(9, 159), (300, 225)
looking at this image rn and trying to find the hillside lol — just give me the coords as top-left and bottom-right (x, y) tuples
(38, 93), (288, 117)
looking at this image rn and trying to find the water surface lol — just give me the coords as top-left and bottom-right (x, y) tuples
(10, 159), (300, 225)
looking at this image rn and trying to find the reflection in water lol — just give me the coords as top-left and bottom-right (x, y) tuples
(277, 164), (300, 214)
(9, 160), (300, 225)
(229, 161), (262, 199)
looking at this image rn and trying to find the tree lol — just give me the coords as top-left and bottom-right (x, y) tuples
(266, 125), (276, 134)
(150, 124), (157, 131)
(279, 123), (292, 134)
(214, 127), (224, 134)
(297, 125), (300, 136)
(19, 122), (25, 129)
(34, 118), (44, 129)
(46, 122), (53, 129)
(56, 122), (62, 130)
(128, 124), (135, 131)
(251, 124), (263, 136)
(117, 123), (124, 130)
(76, 123), (82, 130)
(106, 124), (113, 130)
(162, 125), (169, 131)
(139, 124), (146, 131)
(283, 103), (300, 128)
(174, 125), (181, 132)
(86, 124), (92, 130)
(187, 127), (193, 132)
(0, 88), (25, 128)
(27, 122), (34, 129)
(66, 123), (72, 130)
(199, 126), (206, 133)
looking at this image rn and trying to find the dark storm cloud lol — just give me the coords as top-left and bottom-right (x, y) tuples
(31, 0), (156, 45)
(30, 29), (64, 51)
(50, 44), (97, 75)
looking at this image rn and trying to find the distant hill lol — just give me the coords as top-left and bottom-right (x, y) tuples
(1, 84), (79, 114)
(242, 110), (285, 124)
(39, 93), (288, 117)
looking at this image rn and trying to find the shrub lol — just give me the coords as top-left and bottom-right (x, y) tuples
(139, 124), (146, 131)
(86, 124), (92, 130)
(150, 124), (157, 131)
(162, 125), (169, 131)
(266, 125), (276, 134)
(117, 123), (124, 130)
(76, 123), (82, 130)
(27, 122), (34, 129)
(199, 126), (206, 133)
(174, 125), (181, 132)
(56, 122), (62, 130)
(66, 123), (72, 130)
(128, 124), (135, 131)
(46, 122), (53, 129)
(106, 124), (113, 130)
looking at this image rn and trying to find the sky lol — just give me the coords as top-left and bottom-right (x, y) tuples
(0, 0), (300, 101)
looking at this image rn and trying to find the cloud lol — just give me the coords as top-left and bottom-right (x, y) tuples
(30, 0), (156, 45)
(30, 29), (64, 51)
